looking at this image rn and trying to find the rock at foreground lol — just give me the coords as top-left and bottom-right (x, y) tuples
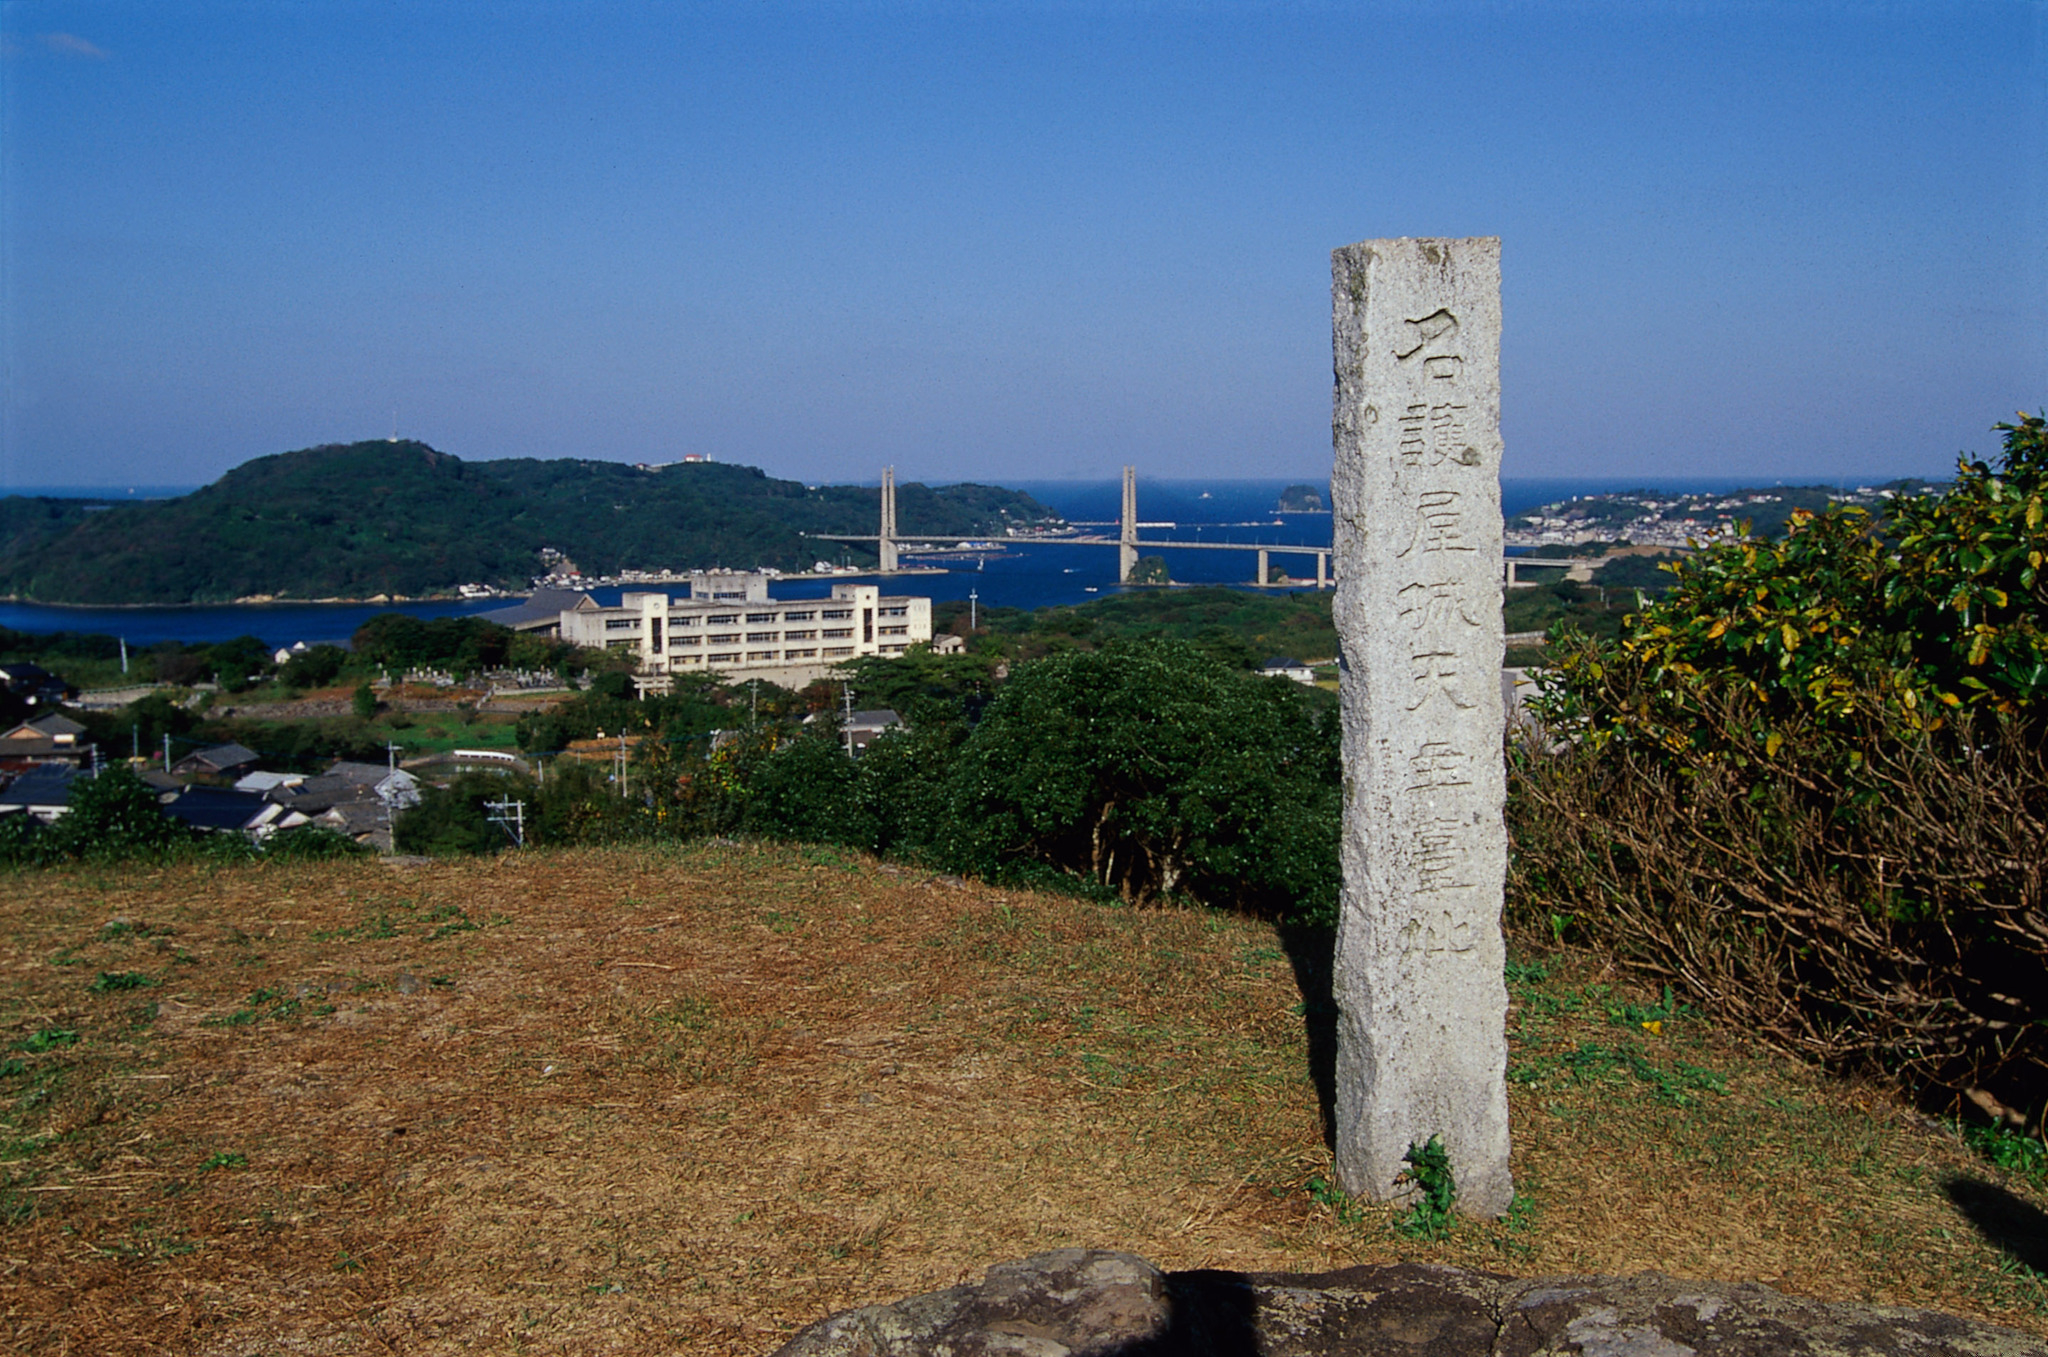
(771, 1249), (2046, 1357)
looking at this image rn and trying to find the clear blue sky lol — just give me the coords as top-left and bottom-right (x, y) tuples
(3, 1), (2042, 489)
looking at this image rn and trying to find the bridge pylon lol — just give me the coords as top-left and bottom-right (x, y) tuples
(879, 467), (899, 573)
(1118, 465), (1138, 582)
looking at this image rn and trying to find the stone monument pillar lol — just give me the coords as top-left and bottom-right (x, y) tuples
(1329, 237), (1512, 1217)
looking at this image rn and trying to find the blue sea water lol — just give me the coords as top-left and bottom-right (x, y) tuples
(0, 474), (1803, 648)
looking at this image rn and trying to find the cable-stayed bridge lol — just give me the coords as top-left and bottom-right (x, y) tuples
(808, 466), (1600, 589)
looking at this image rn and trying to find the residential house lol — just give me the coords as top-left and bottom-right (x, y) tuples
(806, 708), (904, 756)
(0, 714), (93, 770)
(171, 743), (262, 780)
(270, 761), (420, 816)
(0, 765), (79, 822)
(161, 786), (305, 838)
(0, 662), (72, 707)
(266, 761), (419, 854)
(1258, 657), (1318, 685)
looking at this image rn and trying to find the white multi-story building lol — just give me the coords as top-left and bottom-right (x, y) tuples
(555, 575), (933, 689)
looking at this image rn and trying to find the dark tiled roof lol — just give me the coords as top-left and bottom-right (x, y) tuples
(0, 765), (78, 809)
(176, 743), (261, 773)
(477, 589), (595, 630)
(6, 714), (86, 739)
(163, 787), (269, 832)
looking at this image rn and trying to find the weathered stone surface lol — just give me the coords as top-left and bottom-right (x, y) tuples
(1330, 237), (1512, 1215)
(773, 1249), (1172, 1356)
(772, 1250), (2048, 1357)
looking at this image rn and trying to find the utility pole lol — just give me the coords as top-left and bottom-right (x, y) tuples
(750, 679), (758, 727)
(484, 797), (526, 847)
(132, 725), (139, 761)
(386, 740), (403, 773)
(119, 636), (129, 676)
(163, 732), (172, 773)
(842, 682), (855, 757)
(969, 588), (978, 630)
(617, 733), (628, 798)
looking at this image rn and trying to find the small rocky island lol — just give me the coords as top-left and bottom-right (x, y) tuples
(1277, 483), (1327, 512)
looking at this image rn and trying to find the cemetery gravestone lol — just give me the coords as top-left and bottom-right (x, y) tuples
(1329, 237), (1513, 1217)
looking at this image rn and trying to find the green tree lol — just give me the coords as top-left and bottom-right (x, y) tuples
(279, 644), (349, 688)
(46, 765), (188, 861)
(351, 682), (379, 720)
(933, 641), (1339, 919)
(1128, 554), (1170, 584)
(207, 635), (272, 693)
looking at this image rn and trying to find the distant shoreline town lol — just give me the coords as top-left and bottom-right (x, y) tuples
(1505, 480), (1936, 550)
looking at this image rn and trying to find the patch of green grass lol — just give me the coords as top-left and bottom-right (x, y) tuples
(12, 1029), (79, 1054)
(1605, 984), (1691, 1032)
(88, 971), (154, 993)
(1304, 1173), (1366, 1226)
(1510, 1040), (1727, 1108)
(424, 904), (478, 940)
(203, 987), (303, 1027)
(1962, 1122), (2048, 1188)
(200, 1151), (248, 1172)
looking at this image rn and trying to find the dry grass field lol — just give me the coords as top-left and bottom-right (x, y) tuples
(2, 842), (2044, 1354)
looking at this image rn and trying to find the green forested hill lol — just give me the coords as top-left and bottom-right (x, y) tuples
(0, 442), (1056, 604)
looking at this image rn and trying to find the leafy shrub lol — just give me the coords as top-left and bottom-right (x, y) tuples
(41, 765), (189, 864)
(261, 825), (367, 861)
(1513, 412), (2048, 1122)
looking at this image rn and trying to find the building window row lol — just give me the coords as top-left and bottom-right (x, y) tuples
(606, 618), (639, 630)
(821, 608), (853, 620)
(879, 625), (908, 636)
(821, 627), (854, 639)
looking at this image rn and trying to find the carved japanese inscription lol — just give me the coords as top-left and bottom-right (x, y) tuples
(1330, 237), (1511, 1217)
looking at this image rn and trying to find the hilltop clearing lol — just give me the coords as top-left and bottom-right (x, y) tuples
(3, 845), (2042, 1354)
(0, 442), (1054, 605)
